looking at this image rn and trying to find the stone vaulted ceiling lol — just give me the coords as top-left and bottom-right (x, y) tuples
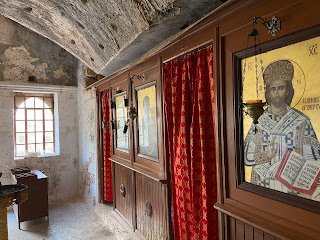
(0, 0), (226, 76)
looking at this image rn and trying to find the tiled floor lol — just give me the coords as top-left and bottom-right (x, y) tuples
(7, 199), (118, 240)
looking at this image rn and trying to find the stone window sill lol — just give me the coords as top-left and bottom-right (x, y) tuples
(14, 153), (60, 160)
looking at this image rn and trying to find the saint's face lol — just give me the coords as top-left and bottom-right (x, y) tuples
(268, 80), (288, 108)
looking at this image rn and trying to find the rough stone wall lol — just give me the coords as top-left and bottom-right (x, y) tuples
(134, 0), (178, 26)
(0, 88), (79, 202)
(0, 0), (225, 76)
(77, 62), (99, 206)
(0, 0), (162, 72)
(0, 15), (77, 86)
(76, 64), (132, 239)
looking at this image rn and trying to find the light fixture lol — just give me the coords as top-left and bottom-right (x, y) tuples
(129, 73), (146, 82)
(128, 107), (137, 120)
(241, 16), (281, 133)
(252, 16), (280, 37)
(125, 73), (147, 121)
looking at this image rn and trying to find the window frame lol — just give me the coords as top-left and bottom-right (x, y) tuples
(14, 93), (55, 158)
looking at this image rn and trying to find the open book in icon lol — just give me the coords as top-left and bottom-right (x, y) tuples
(275, 150), (320, 196)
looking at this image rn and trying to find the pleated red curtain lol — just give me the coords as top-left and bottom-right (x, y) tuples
(101, 90), (113, 202)
(164, 45), (218, 240)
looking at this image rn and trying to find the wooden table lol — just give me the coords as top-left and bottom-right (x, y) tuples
(11, 169), (48, 229)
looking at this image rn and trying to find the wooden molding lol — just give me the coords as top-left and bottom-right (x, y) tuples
(215, 202), (320, 240)
(109, 156), (167, 183)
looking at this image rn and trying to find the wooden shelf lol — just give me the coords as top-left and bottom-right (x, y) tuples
(109, 156), (168, 183)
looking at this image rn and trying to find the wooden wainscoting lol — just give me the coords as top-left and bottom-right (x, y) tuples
(228, 217), (280, 240)
(135, 173), (169, 240)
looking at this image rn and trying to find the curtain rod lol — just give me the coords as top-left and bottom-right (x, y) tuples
(171, 44), (213, 62)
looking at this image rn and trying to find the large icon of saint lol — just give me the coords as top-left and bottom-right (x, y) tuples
(140, 96), (158, 158)
(244, 60), (320, 201)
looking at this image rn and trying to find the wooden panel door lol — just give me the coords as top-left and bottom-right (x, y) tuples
(114, 163), (134, 227)
(135, 173), (170, 240)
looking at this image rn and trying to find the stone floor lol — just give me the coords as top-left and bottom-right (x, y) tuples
(7, 199), (119, 240)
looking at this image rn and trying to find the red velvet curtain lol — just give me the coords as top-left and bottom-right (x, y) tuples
(164, 45), (218, 240)
(102, 90), (113, 202)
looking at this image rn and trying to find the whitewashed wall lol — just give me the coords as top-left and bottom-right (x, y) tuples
(77, 63), (99, 206)
(0, 82), (79, 202)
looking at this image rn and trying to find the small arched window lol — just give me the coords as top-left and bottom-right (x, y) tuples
(14, 93), (55, 158)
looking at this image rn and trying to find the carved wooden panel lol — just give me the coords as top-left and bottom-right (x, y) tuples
(135, 173), (169, 240)
(114, 163), (134, 226)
